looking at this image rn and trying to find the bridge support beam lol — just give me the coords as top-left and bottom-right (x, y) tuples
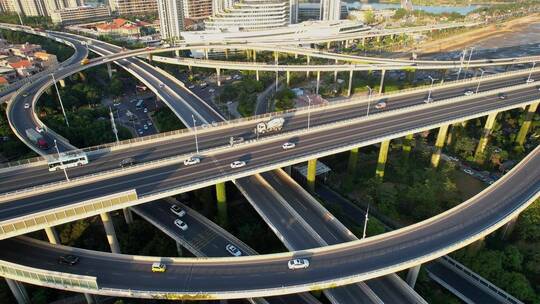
(402, 133), (414, 156)
(100, 212), (121, 253)
(316, 71), (321, 95)
(256, 70), (260, 81)
(252, 50), (256, 62)
(307, 159), (317, 192)
(216, 68), (221, 87)
(431, 124), (449, 168)
(122, 207), (133, 225)
(59, 79), (66, 88)
(204, 49), (209, 60)
(216, 182), (228, 227)
(5, 278), (30, 304)
(474, 112), (498, 164)
(224, 48), (229, 60)
(107, 62), (113, 79)
(44, 226), (60, 244)
(362, 37), (366, 47)
(306, 56), (311, 78)
(379, 69), (386, 94)
(375, 140), (390, 179)
(274, 51), (279, 65)
(327, 41), (331, 49)
(286, 71), (290, 87)
(515, 102), (539, 147)
(348, 147), (359, 174)
(406, 265), (421, 289)
(84, 293), (96, 304)
(347, 70), (354, 97)
(334, 59), (338, 82)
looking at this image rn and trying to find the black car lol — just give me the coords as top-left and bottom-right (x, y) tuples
(58, 254), (79, 265)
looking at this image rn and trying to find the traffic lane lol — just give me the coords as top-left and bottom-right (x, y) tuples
(2, 71), (531, 194)
(1, 154), (537, 293)
(0, 87), (537, 221)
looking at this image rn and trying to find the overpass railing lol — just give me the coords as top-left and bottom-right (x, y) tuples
(0, 259), (98, 291)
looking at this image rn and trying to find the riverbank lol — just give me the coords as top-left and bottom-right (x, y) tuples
(413, 13), (540, 54)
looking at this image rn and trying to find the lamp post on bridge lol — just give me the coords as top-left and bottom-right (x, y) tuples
(362, 204), (370, 240)
(475, 68), (486, 94)
(425, 76), (437, 103)
(456, 49), (466, 81)
(366, 85), (373, 117)
(54, 139), (70, 182)
(51, 73), (69, 127)
(192, 114), (199, 155)
(464, 46), (475, 79)
(526, 61), (536, 83)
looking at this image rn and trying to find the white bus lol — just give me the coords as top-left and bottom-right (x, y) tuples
(48, 151), (89, 172)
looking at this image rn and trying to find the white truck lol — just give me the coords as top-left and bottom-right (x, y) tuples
(255, 117), (285, 135)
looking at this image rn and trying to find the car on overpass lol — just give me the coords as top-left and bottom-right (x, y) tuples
(288, 258), (309, 270)
(226, 244), (242, 257)
(230, 160), (246, 169)
(170, 204), (186, 217)
(174, 219), (188, 231)
(58, 254), (79, 266)
(184, 156), (200, 166)
(151, 263), (167, 273)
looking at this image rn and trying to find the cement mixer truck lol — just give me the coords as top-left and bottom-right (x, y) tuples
(255, 117), (285, 135)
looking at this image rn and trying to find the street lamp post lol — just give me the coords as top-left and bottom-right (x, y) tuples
(527, 61), (536, 83)
(192, 114), (199, 154)
(54, 139), (70, 182)
(464, 46), (475, 78)
(51, 73), (69, 127)
(366, 85), (373, 116)
(362, 204), (370, 240)
(475, 68), (486, 94)
(425, 76), (436, 103)
(307, 95), (312, 131)
(456, 49), (466, 81)
(109, 106), (120, 144)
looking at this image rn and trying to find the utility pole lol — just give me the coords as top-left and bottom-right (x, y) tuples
(109, 106), (120, 144)
(51, 73), (69, 127)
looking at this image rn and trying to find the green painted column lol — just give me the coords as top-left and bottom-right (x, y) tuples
(515, 102), (539, 147)
(402, 133), (414, 156)
(216, 182), (228, 227)
(307, 159), (317, 191)
(431, 124), (449, 168)
(375, 140), (390, 179)
(347, 147), (359, 174)
(474, 112), (498, 164)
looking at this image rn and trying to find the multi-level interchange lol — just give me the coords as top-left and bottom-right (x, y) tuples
(0, 0), (538, 303)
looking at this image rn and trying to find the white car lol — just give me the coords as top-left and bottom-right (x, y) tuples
(143, 108), (148, 113)
(159, 82), (164, 88)
(375, 101), (387, 109)
(287, 258), (309, 270)
(230, 161), (246, 169)
(174, 219), (188, 231)
(225, 244), (242, 257)
(209, 88), (215, 93)
(184, 156), (200, 166)
(24, 103), (30, 109)
(282, 142), (296, 150)
(35, 126), (44, 133)
(464, 90), (474, 96)
(526, 78), (535, 84)
(463, 168), (474, 175)
(147, 121), (153, 126)
(170, 204), (186, 217)
(143, 124), (148, 130)
(188, 84), (196, 89)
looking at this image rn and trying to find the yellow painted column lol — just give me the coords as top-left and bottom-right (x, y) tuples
(402, 133), (414, 156)
(307, 159), (317, 191)
(286, 71), (291, 87)
(375, 140), (390, 179)
(515, 102), (539, 147)
(474, 112), (498, 164)
(348, 147), (359, 174)
(431, 124), (449, 168)
(216, 182), (228, 227)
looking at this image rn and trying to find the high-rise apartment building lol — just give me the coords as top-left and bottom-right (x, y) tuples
(205, 0), (289, 32)
(320, 0), (340, 21)
(211, 0), (235, 15)
(1, 0), (83, 16)
(157, 0), (184, 41)
(110, 0), (157, 15)
(182, 0), (212, 20)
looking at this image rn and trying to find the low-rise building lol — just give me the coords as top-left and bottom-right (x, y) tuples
(0, 76), (8, 88)
(95, 18), (141, 37)
(33, 51), (58, 69)
(9, 59), (37, 77)
(0, 66), (17, 82)
(50, 5), (111, 25)
(10, 43), (42, 57)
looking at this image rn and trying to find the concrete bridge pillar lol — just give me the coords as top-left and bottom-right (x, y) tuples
(204, 49), (209, 60)
(431, 124), (450, 168)
(379, 69), (386, 94)
(501, 215), (519, 240)
(174, 50), (180, 57)
(348, 147), (359, 174)
(253, 50), (257, 62)
(375, 140), (390, 179)
(286, 71), (291, 87)
(122, 208), (133, 225)
(327, 41), (331, 49)
(334, 59), (339, 82)
(84, 293), (96, 304)
(100, 212), (121, 253)
(5, 278), (30, 304)
(59, 79), (66, 88)
(406, 265), (421, 288)
(78, 72), (86, 81)
(515, 102), (539, 147)
(275, 71), (279, 91)
(216, 182), (228, 227)
(362, 37), (366, 47)
(402, 133), (414, 156)
(224, 48), (229, 60)
(474, 112), (498, 164)
(256, 70), (260, 82)
(44, 226), (60, 244)
(274, 51), (279, 65)
(348, 70), (354, 97)
(245, 49), (250, 60)
(306, 56), (311, 78)
(307, 159), (317, 192)
(107, 62), (113, 79)
(216, 68), (221, 87)
(316, 71), (321, 95)
(445, 125), (454, 146)
(345, 40), (349, 48)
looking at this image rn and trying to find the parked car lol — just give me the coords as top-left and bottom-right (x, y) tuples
(170, 204), (186, 217)
(174, 219), (188, 231)
(230, 161), (246, 168)
(287, 258), (309, 270)
(225, 244), (242, 257)
(58, 254), (79, 266)
(151, 262), (166, 273)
